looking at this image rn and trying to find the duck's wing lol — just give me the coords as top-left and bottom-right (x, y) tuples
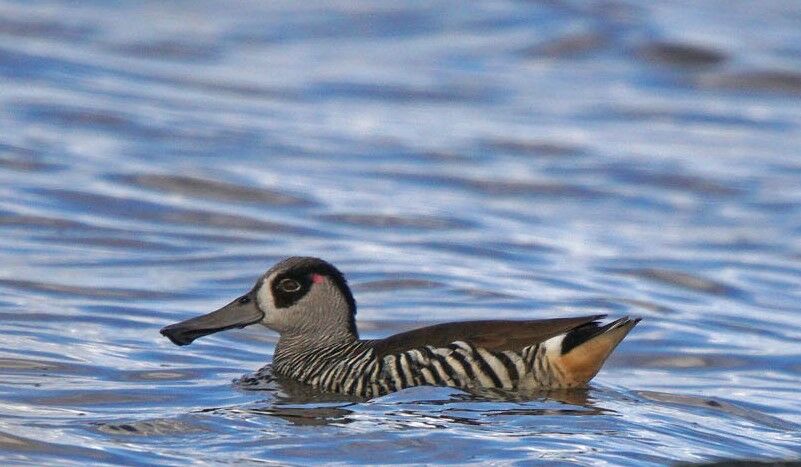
(370, 314), (606, 359)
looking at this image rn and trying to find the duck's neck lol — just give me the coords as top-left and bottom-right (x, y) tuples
(277, 329), (356, 353)
(274, 330), (361, 367)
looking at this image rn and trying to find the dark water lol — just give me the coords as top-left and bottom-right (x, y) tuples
(1, 0), (801, 464)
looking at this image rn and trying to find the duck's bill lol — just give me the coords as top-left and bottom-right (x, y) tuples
(160, 293), (263, 346)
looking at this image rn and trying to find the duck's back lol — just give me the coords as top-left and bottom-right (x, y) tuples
(370, 315), (638, 395)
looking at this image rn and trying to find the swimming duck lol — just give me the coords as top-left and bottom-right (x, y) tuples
(161, 257), (639, 398)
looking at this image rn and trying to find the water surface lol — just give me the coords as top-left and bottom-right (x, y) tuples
(1, 0), (801, 464)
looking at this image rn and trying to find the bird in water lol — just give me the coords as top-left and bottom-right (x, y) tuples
(161, 257), (640, 398)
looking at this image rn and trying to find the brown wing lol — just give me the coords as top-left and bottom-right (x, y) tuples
(370, 315), (606, 359)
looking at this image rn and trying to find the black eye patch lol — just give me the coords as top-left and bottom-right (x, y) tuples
(271, 274), (311, 308)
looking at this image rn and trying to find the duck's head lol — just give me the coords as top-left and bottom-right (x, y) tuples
(160, 257), (357, 346)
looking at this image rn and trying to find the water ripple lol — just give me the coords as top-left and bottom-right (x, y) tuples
(114, 173), (316, 207)
(0, 0), (799, 464)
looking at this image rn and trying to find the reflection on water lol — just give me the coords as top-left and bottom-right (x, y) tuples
(1, 0), (801, 464)
(636, 391), (796, 432)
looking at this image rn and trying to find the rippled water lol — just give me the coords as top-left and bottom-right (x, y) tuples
(2, 0), (801, 464)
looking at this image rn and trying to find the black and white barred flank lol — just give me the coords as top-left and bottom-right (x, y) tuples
(272, 338), (565, 398)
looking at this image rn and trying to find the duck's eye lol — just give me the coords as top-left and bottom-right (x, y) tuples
(278, 278), (301, 293)
(237, 295), (251, 304)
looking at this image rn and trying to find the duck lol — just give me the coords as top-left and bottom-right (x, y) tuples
(160, 256), (640, 398)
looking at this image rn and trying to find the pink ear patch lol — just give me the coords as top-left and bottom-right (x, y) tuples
(311, 273), (325, 284)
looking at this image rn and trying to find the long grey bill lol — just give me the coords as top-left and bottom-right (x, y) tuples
(160, 292), (263, 346)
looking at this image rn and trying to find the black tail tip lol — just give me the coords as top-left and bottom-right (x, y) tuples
(561, 316), (640, 355)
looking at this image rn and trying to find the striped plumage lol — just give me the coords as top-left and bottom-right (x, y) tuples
(161, 257), (640, 398)
(271, 318), (637, 398)
(272, 339), (549, 398)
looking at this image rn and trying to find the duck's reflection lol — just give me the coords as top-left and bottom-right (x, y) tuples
(235, 365), (365, 403)
(460, 386), (595, 407)
(242, 405), (356, 427)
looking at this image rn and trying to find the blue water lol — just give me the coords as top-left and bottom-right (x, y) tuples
(1, 0), (801, 464)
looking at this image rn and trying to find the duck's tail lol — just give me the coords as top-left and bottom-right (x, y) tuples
(546, 316), (640, 387)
